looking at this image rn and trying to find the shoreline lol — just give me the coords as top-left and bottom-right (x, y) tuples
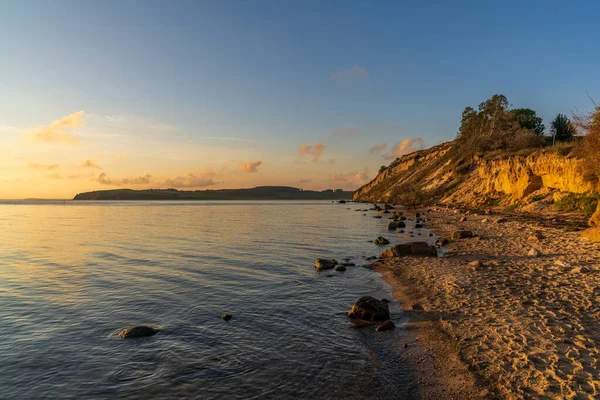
(369, 205), (600, 398)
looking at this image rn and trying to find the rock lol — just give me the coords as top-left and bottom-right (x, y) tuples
(495, 217), (509, 223)
(387, 222), (397, 230)
(374, 236), (390, 245)
(415, 212), (421, 218)
(335, 265), (347, 272)
(374, 215), (382, 219)
(481, 218), (489, 223)
(452, 230), (474, 240)
(379, 242), (437, 258)
(582, 227), (600, 242)
(375, 320), (395, 332)
(459, 216), (467, 222)
(435, 237), (449, 247)
(588, 202), (600, 227)
(384, 204), (394, 210)
(396, 221), (406, 228)
(119, 326), (159, 339)
(381, 210), (390, 214)
(222, 314), (233, 321)
(348, 296), (390, 321)
(399, 230), (405, 233)
(569, 266), (590, 274)
(403, 343), (408, 348)
(528, 248), (542, 257)
(528, 231), (545, 241)
(468, 260), (483, 269)
(428, 233), (434, 237)
(338, 200), (347, 204)
(414, 224), (423, 229)
(340, 262), (355, 267)
(411, 303), (424, 311)
(314, 258), (338, 270)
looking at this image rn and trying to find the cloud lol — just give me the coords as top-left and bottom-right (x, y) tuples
(28, 163), (58, 170)
(45, 173), (63, 180)
(298, 142), (326, 162)
(326, 158), (336, 164)
(97, 172), (152, 186)
(238, 161), (262, 173)
(369, 143), (388, 154)
(23, 111), (85, 145)
(81, 160), (101, 169)
(163, 168), (219, 188)
(331, 65), (368, 82)
(327, 168), (370, 189)
(332, 126), (356, 136)
(383, 138), (424, 160)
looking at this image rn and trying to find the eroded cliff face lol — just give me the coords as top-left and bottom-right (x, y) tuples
(354, 142), (596, 207)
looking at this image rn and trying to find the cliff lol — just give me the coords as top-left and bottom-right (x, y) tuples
(354, 142), (597, 209)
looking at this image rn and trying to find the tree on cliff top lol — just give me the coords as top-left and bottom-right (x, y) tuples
(550, 114), (576, 143)
(455, 94), (545, 156)
(574, 103), (600, 182)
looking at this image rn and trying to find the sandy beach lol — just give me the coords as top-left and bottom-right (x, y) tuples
(371, 207), (600, 399)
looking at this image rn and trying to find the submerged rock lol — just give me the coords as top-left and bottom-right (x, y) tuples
(335, 265), (347, 272)
(222, 314), (233, 321)
(387, 222), (397, 230)
(119, 326), (159, 339)
(314, 258), (338, 270)
(348, 296), (390, 321)
(396, 221), (406, 228)
(375, 320), (395, 332)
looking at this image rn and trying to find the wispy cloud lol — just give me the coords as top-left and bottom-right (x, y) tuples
(331, 65), (368, 82)
(332, 126), (356, 136)
(163, 168), (219, 188)
(327, 168), (370, 189)
(81, 160), (101, 169)
(28, 163), (58, 170)
(298, 142), (326, 162)
(238, 161), (262, 173)
(383, 138), (424, 160)
(370, 143), (388, 154)
(23, 111), (85, 145)
(97, 173), (152, 186)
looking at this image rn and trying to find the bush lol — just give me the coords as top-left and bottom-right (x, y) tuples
(554, 192), (600, 217)
(507, 129), (545, 151)
(574, 105), (600, 182)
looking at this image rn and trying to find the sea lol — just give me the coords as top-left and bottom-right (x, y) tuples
(0, 200), (429, 399)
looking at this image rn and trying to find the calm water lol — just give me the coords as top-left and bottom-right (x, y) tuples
(0, 201), (429, 399)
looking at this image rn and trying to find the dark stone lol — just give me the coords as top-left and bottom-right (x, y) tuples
(335, 265), (347, 272)
(375, 320), (395, 332)
(379, 242), (437, 258)
(396, 221), (406, 228)
(415, 224), (423, 229)
(411, 303), (424, 311)
(340, 262), (355, 267)
(451, 230), (474, 240)
(222, 314), (233, 321)
(435, 237), (449, 247)
(314, 258), (338, 270)
(119, 326), (159, 339)
(387, 222), (397, 230)
(338, 200), (347, 203)
(374, 215), (382, 219)
(348, 296), (390, 321)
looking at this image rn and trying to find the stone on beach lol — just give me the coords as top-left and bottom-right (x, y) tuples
(335, 265), (347, 272)
(348, 296), (390, 321)
(528, 248), (542, 257)
(119, 325), (159, 339)
(452, 230), (474, 240)
(314, 258), (338, 270)
(379, 242), (437, 258)
(387, 222), (397, 230)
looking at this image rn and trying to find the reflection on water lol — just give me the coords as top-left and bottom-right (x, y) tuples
(0, 201), (427, 399)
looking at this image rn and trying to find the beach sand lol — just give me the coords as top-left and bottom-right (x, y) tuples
(372, 207), (600, 399)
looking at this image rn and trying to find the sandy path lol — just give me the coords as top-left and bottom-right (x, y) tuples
(372, 207), (600, 399)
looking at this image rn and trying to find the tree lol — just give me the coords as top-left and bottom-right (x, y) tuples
(378, 165), (387, 174)
(550, 114), (576, 143)
(574, 105), (600, 181)
(510, 108), (545, 135)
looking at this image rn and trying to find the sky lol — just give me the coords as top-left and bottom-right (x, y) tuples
(1, 0), (599, 199)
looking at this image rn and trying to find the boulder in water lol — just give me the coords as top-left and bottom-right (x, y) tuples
(119, 326), (159, 339)
(375, 320), (395, 332)
(314, 258), (338, 270)
(374, 236), (390, 245)
(348, 296), (390, 321)
(379, 242), (437, 258)
(222, 314), (233, 321)
(387, 222), (397, 230)
(335, 265), (347, 272)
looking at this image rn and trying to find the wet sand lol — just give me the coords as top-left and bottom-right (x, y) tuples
(372, 207), (600, 399)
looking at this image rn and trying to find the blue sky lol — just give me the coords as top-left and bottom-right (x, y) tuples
(1, 1), (599, 198)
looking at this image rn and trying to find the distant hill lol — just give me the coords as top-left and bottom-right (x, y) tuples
(73, 186), (354, 201)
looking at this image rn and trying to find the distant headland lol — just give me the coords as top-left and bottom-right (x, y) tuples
(73, 186), (354, 201)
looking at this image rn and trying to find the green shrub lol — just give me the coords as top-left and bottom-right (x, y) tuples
(503, 203), (521, 213)
(554, 192), (600, 217)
